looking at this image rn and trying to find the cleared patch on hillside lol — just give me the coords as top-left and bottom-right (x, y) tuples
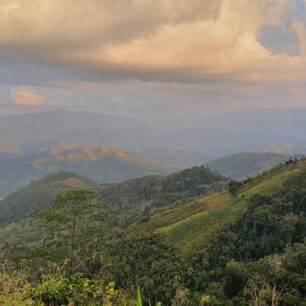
(143, 160), (306, 255)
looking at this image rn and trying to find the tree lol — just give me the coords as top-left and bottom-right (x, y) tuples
(228, 180), (242, 196)
(37, 189), (109, 275)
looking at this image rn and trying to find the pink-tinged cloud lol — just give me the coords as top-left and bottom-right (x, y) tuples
(11, 91), (48, 107)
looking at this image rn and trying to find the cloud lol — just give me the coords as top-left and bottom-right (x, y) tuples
(0, 0), (305, 83)
(292, 21), (306, 56)
(11, 89), (49, 107)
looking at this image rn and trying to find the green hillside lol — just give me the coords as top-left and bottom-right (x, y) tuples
(0, 171), (96, 227)
(106, 158), (306, 304)
(99, 166), (228, 225)
(0, 166), (227, 228)
(135, 158), (305, 254)
(205, 152), (294, 179)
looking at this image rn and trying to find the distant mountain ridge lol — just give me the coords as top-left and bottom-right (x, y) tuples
(0, 145), (177, 196)
(0, 109), (147, 154)
(260, 141), (306, 154)
(0, 108), (301, 158)
(34, 145), (173, 170)
(205, 152), (295, 179)
(141, 146), (210, 167)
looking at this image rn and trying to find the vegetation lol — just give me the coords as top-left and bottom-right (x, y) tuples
(0, 171), (97, 227)
(37, 190), (109, 275)
(0, 166), (228, 228)
(0, 158), (305, 304)
(99, 166), (228, 227)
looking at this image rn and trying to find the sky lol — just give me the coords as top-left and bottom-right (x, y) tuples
(0, 0), (306, 120)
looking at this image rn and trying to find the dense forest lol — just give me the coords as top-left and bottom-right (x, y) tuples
(0, 159), (305, 305)
(0, 166), (228, 228)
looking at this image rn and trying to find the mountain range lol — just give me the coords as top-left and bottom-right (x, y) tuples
(0, 146), (299, 197)
(0, 145), (177, 196)
(261, 141), (306, 155)
(205, 152), (296, 179)
(141, 146), (210, 167)
(0, 108), (304, 197)
(0, 109), (303, 157)
(0, 109), (146, 154)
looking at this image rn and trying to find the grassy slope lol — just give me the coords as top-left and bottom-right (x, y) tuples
(136, 159), (305, 254)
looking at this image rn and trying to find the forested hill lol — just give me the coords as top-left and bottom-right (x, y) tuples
(0, 171), (96, 226)
(134, 158), (306, 252)
(98, 166), (228, 225)
(205, 152), (295, 179)
(108, 157), (306, 304)
(0, 166), (228, 228)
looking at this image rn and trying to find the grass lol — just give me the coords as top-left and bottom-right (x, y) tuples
(141, 159), (306, 255)
(137, 191), (231, 233)
(157, 193), (248, 254)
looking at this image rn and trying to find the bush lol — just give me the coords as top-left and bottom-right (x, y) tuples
(31, 273), (123, 305)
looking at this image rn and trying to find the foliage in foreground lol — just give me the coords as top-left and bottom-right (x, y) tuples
(0, 257), (131, 305)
